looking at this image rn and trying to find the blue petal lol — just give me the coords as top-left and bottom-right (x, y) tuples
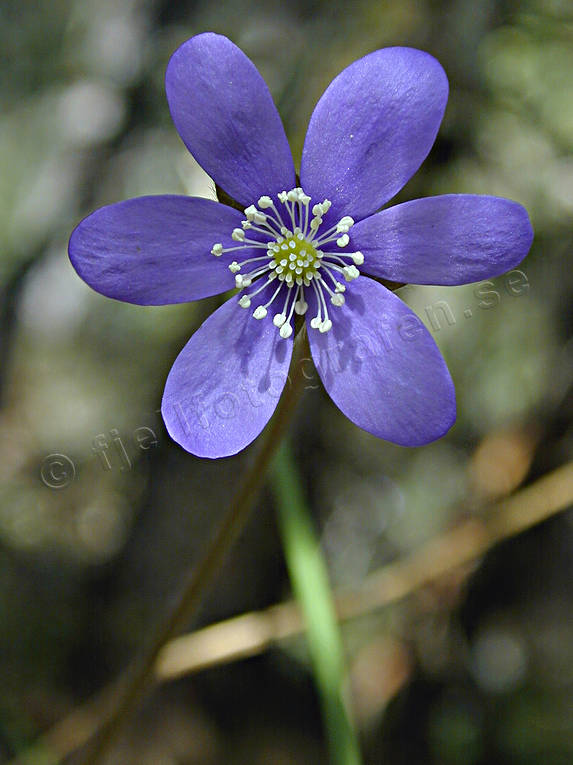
(352, 195), (534, 285)
(166, 33), (296, 207)
(306, 277), (456, 445)
(162, 289), (292, 458)
(300, 47), (448, 223)
(69, 196), (245, 304)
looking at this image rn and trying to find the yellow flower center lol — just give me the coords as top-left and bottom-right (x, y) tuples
(270, 234), (321, 287)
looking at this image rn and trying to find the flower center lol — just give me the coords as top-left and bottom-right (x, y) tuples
(270, 233), (321, 283)
(211, 186), (364, 338)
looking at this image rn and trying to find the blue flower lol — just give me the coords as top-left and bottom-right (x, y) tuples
(69, 33), (533, 458)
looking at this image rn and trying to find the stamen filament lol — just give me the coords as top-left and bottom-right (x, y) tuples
(235, 263), (273, 288)
(213, 187), (363, 337)
(246, 222), (282, 239)
(229, 255), (273, 272)
(261, 282), (284, 309)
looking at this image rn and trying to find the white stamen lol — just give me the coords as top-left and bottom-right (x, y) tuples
(241, 274), (277, 304)
(312, 212), (355, 246)
(336, 216), (354, 232)
(244, 205), (259, 221)
(295, 299), (308, 314)
(212, 186), (364, 338)
(259, 282), (284, 311)
(343, 265), (360, 281)
(310, 279), (329, 330)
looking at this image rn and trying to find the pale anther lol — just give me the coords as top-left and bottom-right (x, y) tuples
(336, 216), (354, 232)
(295, 299), (308, 314)
(343, 265), (360, 281)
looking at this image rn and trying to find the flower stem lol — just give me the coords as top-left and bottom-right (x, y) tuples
(80, 330), (311, 765)
(272, 441), (363, 765)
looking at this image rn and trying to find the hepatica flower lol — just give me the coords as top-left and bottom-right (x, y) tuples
(69, 33), (533, 458)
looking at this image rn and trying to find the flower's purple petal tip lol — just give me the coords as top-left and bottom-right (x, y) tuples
(165, 32), (295, 207)
(161, 291), (292, 459)
(373, 355), (457, 447)
(401, 381), (457, 446)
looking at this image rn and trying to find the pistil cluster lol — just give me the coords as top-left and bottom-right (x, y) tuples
(211, 187), (364, 338)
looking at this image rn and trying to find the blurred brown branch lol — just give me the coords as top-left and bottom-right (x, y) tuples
(9, 459), (573, 765)
(156, 458), (573, 679)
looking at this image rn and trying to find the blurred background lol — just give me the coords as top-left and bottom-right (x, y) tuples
(1, 0), (573, 762)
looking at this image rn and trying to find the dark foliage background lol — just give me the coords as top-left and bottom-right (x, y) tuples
(1, 0), (572, 762)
